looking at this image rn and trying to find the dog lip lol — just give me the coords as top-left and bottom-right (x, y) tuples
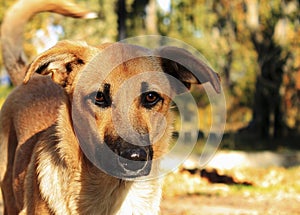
(117, 159), (152, 178)
(117, 153), (149, 172)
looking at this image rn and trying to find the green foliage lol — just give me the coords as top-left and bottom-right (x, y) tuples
(157, 0), (259, 109)
(0, 0), (299, 133)
(158, 0), (299, 133)
(60, 0), (118, 44)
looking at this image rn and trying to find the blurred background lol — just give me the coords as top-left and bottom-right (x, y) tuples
(0, 0), (300, 214)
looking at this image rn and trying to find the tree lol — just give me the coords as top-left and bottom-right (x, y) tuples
(157, 0), (299, 144)
(116, 0), (126, 40)
(1, 0), (299, 146)
(115, 0), (157, 39)
(240, 0), (299, 142)
(60, 0), (117, 44)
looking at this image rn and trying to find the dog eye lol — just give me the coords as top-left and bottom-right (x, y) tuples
(141, 91), (162, 109)
(95, 91), (111, 108)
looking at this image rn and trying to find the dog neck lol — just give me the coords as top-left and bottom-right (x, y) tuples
(41, 102), (127, 214)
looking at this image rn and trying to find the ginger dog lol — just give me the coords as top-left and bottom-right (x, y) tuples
(0, 1), (221, 215)
(1, 40), (220, 215)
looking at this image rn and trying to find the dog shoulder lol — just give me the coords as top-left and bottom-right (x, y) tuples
(24, 103), (82, 214)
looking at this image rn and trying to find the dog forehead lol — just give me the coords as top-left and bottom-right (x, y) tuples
(104, 57), (166, 93)
(79, 43), (171, 95)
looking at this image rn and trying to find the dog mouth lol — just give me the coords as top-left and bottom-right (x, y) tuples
(117, 146), (152, 178)
(97, 136), (153, 179)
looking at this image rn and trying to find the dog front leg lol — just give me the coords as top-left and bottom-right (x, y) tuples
(21, 151), (53, 215)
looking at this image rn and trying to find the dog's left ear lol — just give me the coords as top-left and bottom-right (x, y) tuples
(23, 40), (97, 87)
(155, 46), (221, 93)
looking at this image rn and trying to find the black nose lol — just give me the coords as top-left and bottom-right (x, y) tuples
(119, 147), (150, 172)
(120, 148), (148, 161)
(103, 135), (153, 178)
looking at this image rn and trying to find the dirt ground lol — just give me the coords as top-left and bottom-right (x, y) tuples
(161, 192), (300, 215)
(160, 166), (300, 214)
(1, 151), (300, 215)
(1, 190), (299, 215)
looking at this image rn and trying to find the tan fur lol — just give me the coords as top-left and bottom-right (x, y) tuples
(1, 32), (220, 215)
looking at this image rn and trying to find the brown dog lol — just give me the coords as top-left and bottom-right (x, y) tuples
(0, 2), (221, 215)
(1, 40), (220, 215)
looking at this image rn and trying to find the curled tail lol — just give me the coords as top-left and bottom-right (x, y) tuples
(1, 0), (97, 86)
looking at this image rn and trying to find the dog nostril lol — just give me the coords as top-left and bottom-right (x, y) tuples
(119, 148), (149, 172)
(120, 148), (148, 162)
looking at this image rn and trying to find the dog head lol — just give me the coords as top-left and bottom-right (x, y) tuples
(24, 40), (220, 179)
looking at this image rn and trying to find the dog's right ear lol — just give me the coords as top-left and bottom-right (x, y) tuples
(23, 40), (97, 87)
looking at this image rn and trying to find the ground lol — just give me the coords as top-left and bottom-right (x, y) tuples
(161, 194), (300, 215)
(1, 183), (300, 215)
(160, 164), (300, 215)
(1, 152), (300, 215)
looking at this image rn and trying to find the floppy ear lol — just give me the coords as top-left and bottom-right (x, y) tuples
(155, 46), (221, 93)
(23, 40), (97, 87)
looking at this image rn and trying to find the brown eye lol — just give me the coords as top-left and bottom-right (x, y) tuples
(141, 91), (162, 109)
(95, 91), (111, 108)
(146, 93), (157, 103)
(95, 92), (105, 102)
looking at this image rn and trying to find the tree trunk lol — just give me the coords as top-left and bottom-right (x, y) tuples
(245, 35), (285, 141)
(145, 0), (157, 34)
(117, 0), (126, 40)
(251, 71), (283, 139)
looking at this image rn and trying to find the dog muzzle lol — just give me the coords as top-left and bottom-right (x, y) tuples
(96, 136), (154, 179)
(117, 146), (153, 177)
